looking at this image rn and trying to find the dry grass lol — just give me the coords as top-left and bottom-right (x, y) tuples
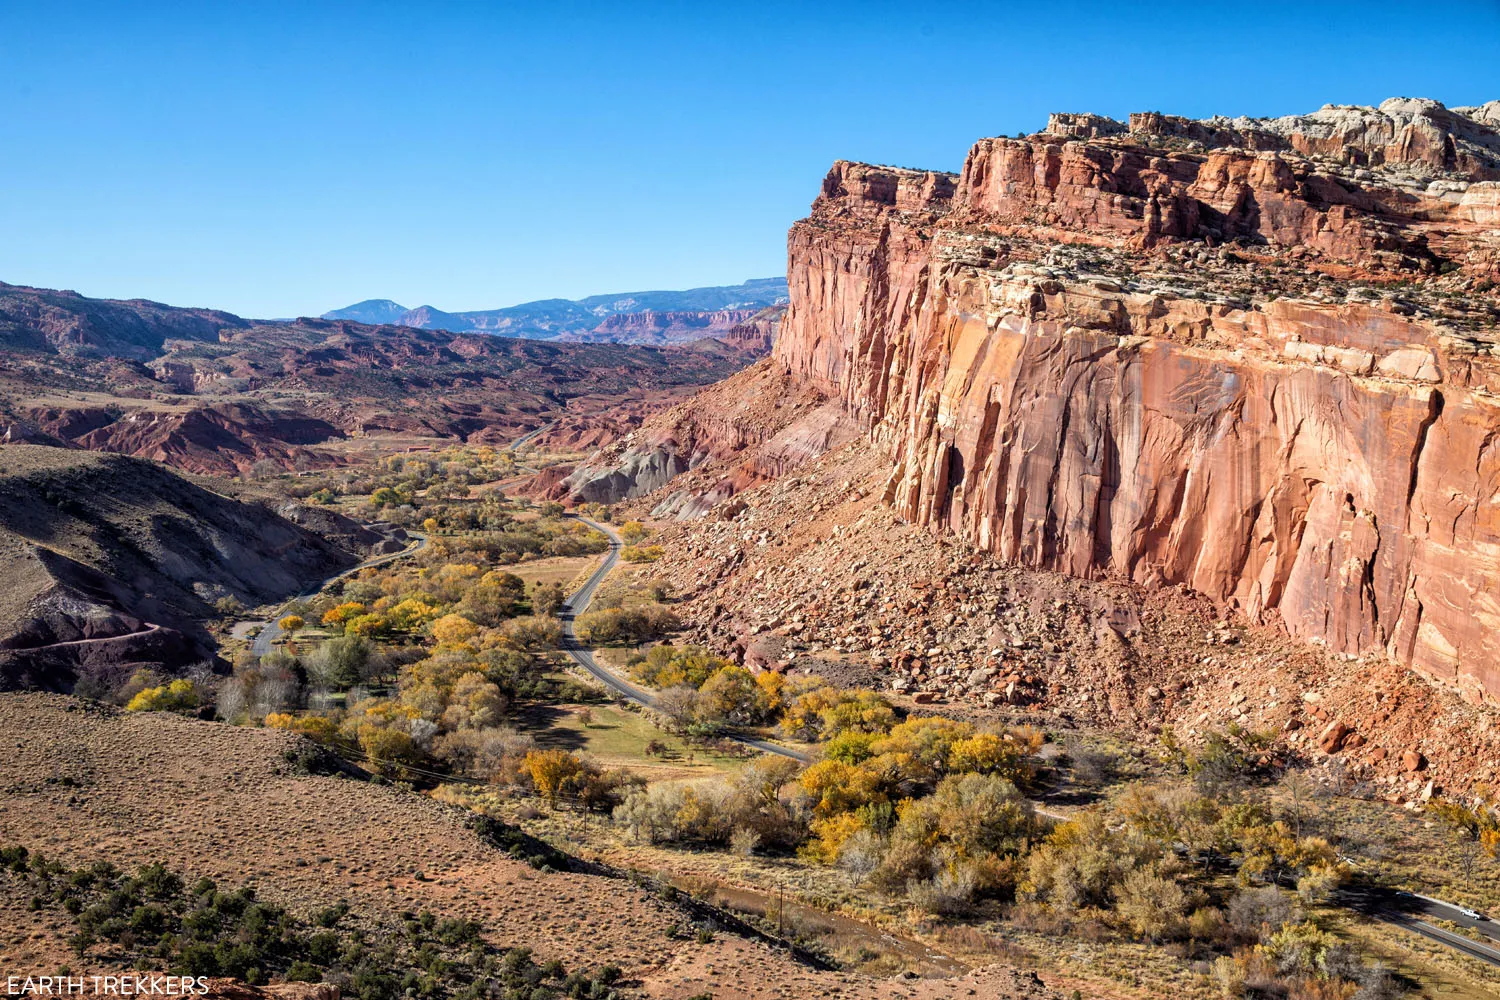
(1336, 912), (1500, 999)
(1270, 779), (1500, 913)
(0, 693), (1068, 999)
(507, 553), (604, 593)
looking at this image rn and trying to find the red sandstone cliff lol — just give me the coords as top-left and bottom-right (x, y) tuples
(775, 98), (1500, 703)
(558, 358), (857, 515)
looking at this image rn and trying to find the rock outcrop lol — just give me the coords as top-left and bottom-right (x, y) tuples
(556, 308), (762, 345)
(559, 358), (856, 513)
(775, 98), (1500, 702)
(0, 281), (249, 359)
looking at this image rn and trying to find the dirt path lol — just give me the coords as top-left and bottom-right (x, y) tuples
(9, 622), (165, 653)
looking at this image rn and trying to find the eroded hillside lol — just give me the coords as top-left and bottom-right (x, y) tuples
(0, 292), (770, 477)
(0, 445), (377, 689)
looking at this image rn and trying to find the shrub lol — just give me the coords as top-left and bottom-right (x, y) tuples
(432, 726), (533, 780)
(303, 634), (372, 689)
(430, 614), (479, 647)
(529, 582), (566, 616)
(780, 685), (894, 742)
(798, 759), (887, 819)
(1228, 885), (1300, 939)
(525, 750), (581, 807)
(1024, 811), (1162, 910)
(14, 847), (580, 994)
(1114, 866), (1189, 941)
(263, 713), (340, 745)
(499, 615), (563, 651)
(440, 673), (508, 731)
(906, 862), (981, 915)
(576, 606), (679, 646)
(697, 666), (769, 726)
(874, 716), (973, 771)
(730, 827), (761, 857)
(356, 723), (425, 777)
(632, 644), (728, 689)
(614, 765), (801, 849)
(125, 679), (200, 714)
(1210, 955), (1245, 999)
(825, 730), (880, 764)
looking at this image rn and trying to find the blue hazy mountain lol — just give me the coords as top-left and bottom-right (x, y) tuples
(322, 277), (787, 340)
(320, 299), (411, 325)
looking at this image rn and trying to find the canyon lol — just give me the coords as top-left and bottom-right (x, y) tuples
(579, 98), (1500, 706)
(0, 306), (766, 477)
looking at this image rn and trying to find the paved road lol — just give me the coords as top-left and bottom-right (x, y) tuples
(559, 515), (811, 764)
(250, 531), (428, 656)
(558, 515), (1493, 963)
(1340, 886), (1500, 967)
(507, 421), (554, 453)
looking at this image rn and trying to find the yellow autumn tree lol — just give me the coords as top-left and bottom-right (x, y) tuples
(525, 749), (586, 808)
(125, 679), (199, 713)
(321, 602), (367, 631)
(431, 613), (480, 648)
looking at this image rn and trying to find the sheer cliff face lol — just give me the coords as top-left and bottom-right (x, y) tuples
(777, 101), (1500, 701)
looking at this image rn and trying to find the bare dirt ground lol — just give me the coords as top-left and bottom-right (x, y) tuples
(0, 693), (1068, 999)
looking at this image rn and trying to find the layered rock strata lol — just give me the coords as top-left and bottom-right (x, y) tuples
(775, 99), (1500, 701)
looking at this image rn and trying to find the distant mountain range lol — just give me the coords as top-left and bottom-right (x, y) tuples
(323, 277), (788, 340)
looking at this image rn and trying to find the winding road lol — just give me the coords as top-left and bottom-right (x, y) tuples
(560, 515), (811, 764)
(249, 530), (428, 656)
(263, 518), (1498, 970)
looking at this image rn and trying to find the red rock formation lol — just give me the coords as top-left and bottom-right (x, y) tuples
(557, 308), (760, 345)
(0, 281), (248, 359)
(24, 404), (337, 477)
(717, 305), (784, 354)
(560, 359), (857, 514)
(2, 312), (763, 476)
(775, 99), (1500, 703)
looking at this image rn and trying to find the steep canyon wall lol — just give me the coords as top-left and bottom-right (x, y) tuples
(776, 99), (1500, 701)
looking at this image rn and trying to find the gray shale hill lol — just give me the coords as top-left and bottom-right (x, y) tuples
(0, 444), (379, 691)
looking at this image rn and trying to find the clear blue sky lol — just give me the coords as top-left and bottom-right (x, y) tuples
(2, 1), (1497, 318)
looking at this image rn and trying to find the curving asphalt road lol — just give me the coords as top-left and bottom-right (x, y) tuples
(559, 514), (811, 764)
(250, 531), (428, 656)
(1340, 886), (1500, 967)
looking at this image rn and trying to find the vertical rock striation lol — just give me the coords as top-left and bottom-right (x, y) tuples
(776, 100), (1500, 701)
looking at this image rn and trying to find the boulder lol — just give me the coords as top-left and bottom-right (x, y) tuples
(1319, 721), (1351, 753)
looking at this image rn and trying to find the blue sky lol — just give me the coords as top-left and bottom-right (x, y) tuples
(1, 1), (1497, 318)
